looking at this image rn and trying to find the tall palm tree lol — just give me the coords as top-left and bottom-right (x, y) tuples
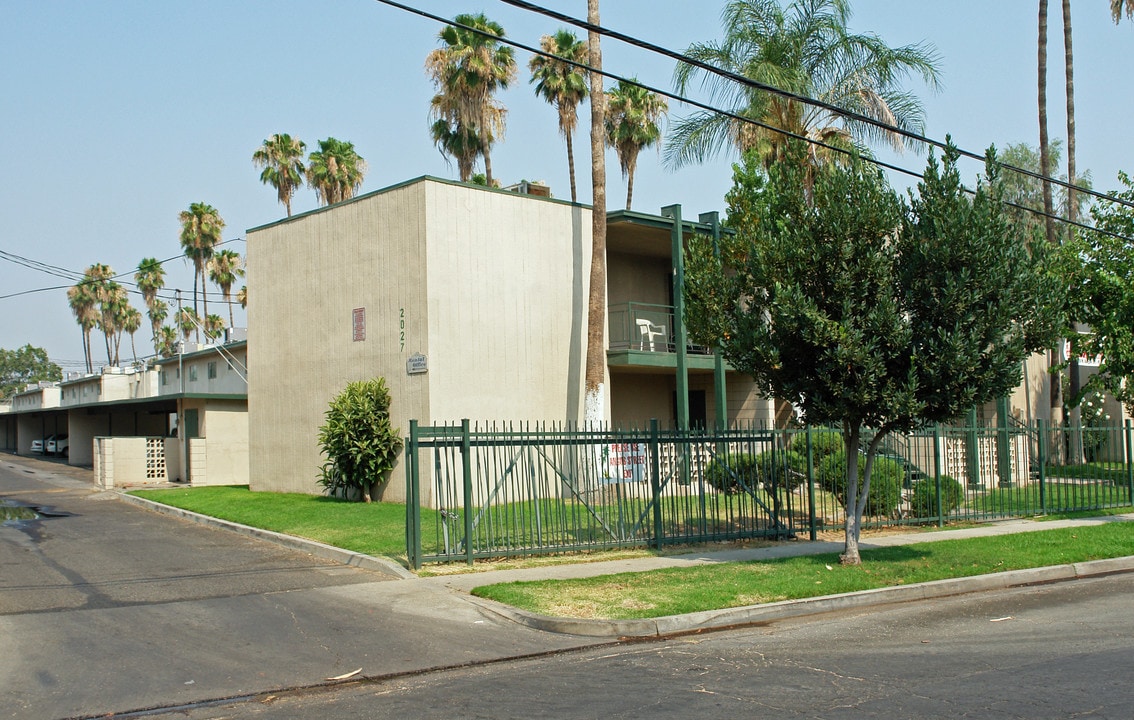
(237, 285), (247, 310)
(67, 281), (98, 373)
(135, 257), (166, 349)
(429, 107), (485, 182)
(81, 263), (116, 366)
(157, 326), (178, 358)
(98, 281), (130, 366)
(178, 202), (225, 340)
(253, 133), (306, 217)
(529, 29), (589, 202)
(584, 0), (607, 425)
(1038, 0), (1057, 247)
(1062, 0), (1077, 239)
(148, 299), (169, 353)
(425, 13), (517, 187)
(605, 80), (667, 210)
(207, 249), (245, 329)
(306, 138), (366, 206)
(122, 306), (142, 364)
(1114, 0), (1134, 22)
(177, 308), (199, 343)
(666, 0), (941, 173)
(203, 314), (226, 342)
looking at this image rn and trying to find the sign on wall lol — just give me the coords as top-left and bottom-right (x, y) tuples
(407, 353), (428, 375)
(602, 442), (647, 483)
(352, 308), (365, 342)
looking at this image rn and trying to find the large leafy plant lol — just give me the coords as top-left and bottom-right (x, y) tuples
(317, 378), (403, 502)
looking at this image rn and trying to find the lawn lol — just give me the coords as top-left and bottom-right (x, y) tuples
(472, 521), (1134, 620)
(129, 485), (415, 561)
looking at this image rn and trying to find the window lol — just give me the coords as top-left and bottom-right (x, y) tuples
(207, 361), (217, 379)
(161, 371), (168, 386)
(189, 365), (198, 382)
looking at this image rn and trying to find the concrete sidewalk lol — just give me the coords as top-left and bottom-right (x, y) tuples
(119, 484), (1134, 639)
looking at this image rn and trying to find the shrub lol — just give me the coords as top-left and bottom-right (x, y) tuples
(317, 378), (404, 502)
(788, 429), (844, 463)
(753, 449), (809, 492)
(909, 475), (965, 518)
(704, 453), (759, 494)
(817, 451), (904, 517)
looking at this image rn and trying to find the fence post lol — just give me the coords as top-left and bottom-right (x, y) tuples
(406, 420), (421, 570)
(1037, 419), (1048, 514)
(934, 424), (944, 528)
(1126, 420), (1134, 504)
(806, 427), (816, 541)
(461, 419), (474, 566)
(650, 418), (663, 550)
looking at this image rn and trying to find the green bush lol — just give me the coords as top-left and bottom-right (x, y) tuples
(909, 475), (965, 518)
(317, 378), (404, 502)
(753, 449), (809, 492)
(818, 451), (904, 517)
(704, 453), (759, 494)
(788, 429), (844, 463)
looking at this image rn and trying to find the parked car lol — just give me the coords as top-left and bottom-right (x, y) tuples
(29, 436), (48, 454)
(47, 435), (69, 457)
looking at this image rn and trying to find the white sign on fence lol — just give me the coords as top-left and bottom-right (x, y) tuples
(602, 442), (647, 483)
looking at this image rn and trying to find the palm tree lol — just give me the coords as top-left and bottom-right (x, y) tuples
(1114, 0), (1134, 22)
(80, 263), (116, 366)
(429, 110), (484, 182)
(98, 281), (130, 366)
(178, 202), (225, 339)
(605, 80), (667, 210)
(148, 298), (169, 353)
(157, 326), (178, 358)
(67, 281), (98, 373)
(122, 306), (142, 364)
(135, 257), (166, 350)
(1062, 0), (1077, 241)
(237, 285), (247, 310)
(583, 0), (607, 424)
(253, 133), (306, 217)
(306, 138), (366, 206)
(1038, 0), (1057, 247)
(529, 30), (589, 202)
(666, 0), (941, 173)
(177, 308), (199, 343)
(203, 314), (226, 342)
(425, 13), (517, 187)
(207, 249), (245, 328)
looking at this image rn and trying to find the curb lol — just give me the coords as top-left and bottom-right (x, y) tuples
(116, 492), (416, 580)
(464, 555), (1134, 638)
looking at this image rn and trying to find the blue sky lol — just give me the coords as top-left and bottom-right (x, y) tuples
(1, 1), (1129, 372)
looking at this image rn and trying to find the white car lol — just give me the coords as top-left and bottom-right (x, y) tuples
(47, 435), (69, 457)
(29, 437), (48, 454)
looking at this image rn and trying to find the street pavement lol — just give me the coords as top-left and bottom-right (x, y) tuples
(2, 452), (1132, 719)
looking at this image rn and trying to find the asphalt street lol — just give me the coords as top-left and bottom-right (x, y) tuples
(142, 573), (1134, 719)
(0, 457), (601, 720)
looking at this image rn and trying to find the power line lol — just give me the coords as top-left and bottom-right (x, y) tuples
(494, 0), (1134, 213)
(374, 0), (1134, 244)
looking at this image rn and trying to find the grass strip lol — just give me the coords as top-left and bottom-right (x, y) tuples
(472, 521), (1134, 620)
(129, 485), (409, 560)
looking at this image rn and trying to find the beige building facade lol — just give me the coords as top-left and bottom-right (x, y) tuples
(247, 177), (774, 500)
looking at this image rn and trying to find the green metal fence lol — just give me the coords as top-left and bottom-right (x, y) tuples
(405, 419), (1134, 567)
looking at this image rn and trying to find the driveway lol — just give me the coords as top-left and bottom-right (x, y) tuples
(0, 456), (598, 719)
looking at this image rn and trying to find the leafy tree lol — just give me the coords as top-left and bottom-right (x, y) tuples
(529, 29), (589, 202)
(684, 142), (1062, 563)
(97, 281), (131, 366)
(317, 378), (404, 502)
(999, 140), (1091, 233)
(203, 314), (226, 342)
(425, 13), (516, 187)
(122, 306), (142, 364)
(1071, 171), (1134, 413)
(667, 0), (941, 174)
(306, 138), (366, 206)
(207, 249), (244, 328)
(178, 202), (225, 336)
(135, 257), (167, 350)
(156, 326), (178, 358)
(67, 278), (99, 373)
(0, 345), (62, 400)
(253, 133), (306, 217)
(429, 113), (483, 182)
(605, 80), (667, 210)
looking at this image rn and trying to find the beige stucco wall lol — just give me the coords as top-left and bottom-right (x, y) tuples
(248, 178), (592, 499)
(194, 400), (248, 486)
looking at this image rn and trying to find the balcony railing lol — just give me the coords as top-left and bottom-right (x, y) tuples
(608, 302), (711, 354)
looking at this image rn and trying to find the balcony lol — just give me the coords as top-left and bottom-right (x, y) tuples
(607, 302), (718, 370)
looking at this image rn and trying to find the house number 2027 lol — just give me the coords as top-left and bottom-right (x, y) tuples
(399, 308), (405, 351)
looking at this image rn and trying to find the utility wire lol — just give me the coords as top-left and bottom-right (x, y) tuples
(494, 0), (1134, 212)
(375, 0), (1133, 243)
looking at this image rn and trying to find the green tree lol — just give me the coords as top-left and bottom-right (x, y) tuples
(1072, 171), (1134, 413)
(147, 299), (169, 354)
(667, 0), (941, 174)
(306, 138), (366, 206)
(237, 285), (247, 309)
(685, 142), (1062, 564)
(252, 133), (306, 217)
(203, 314), (226, 342)
(317, 378), (404, 502)
(178, 202), (225, 337)
(207, 249), (245, 329)
(605, 80), (667, 210)
(999, 141), (1092, 233)
(122, 306), (142, 364)
(156, 326), (178, 358)
(135, 257), (166, 352)
(529, 29), (589, 202)
(177, 307), (199, 343)
(429, 108), (485, 182)
(425, 13), (516, 187)
(67, 279), (99, 373)
(97, 281), (131, 366)
(0, 345), (62, 400)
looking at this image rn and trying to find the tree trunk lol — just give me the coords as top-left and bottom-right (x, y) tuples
(840, 424), (862, 565)
(566, 131), (577, 203)
(584, 0), (608, 425)
(1038, 0), (1064, 445)
(484, 148), (494, 188)
(1063, 0), (1083, 464)
(200, 270), (210, 342)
